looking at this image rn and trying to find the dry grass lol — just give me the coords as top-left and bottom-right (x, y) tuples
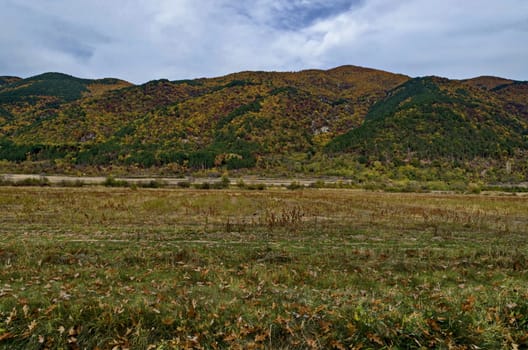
(0, 187), (527, 349)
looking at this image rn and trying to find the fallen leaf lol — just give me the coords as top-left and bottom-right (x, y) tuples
(306, 338), (318, 349)
(68, 326), (77, 336)
(44, 305), (58, 315)
(0, 333), (14, 341)
(161, 318), (174, 326)
(462, 295), (476, 312)
(23, 304), (30, 318)
(28, 320), (38, 332)
(331, 340), (346, 350)
(367, 333), (384, 346)
(5, 308), (16, 325)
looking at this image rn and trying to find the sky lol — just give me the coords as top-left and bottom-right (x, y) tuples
(1, 0), (528, 84)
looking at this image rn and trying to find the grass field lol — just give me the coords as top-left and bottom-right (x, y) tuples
(0, 186), (527, 349)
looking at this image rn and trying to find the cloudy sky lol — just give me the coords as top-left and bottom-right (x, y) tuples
(1, 0), (527, 83)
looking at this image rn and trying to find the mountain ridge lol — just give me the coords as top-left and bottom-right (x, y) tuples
(0, 65), (527, 182)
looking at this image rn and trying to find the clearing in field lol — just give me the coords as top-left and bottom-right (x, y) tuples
(0, 187), (527, 349)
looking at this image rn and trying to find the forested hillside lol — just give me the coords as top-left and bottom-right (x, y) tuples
(0, 76), (21, 87)
(326, 77), (527, 160)
(0, 66), (527, 183)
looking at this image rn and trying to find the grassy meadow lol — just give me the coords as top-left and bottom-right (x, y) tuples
(0, 186), (527, 349)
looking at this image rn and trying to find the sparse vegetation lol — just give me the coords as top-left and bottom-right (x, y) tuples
(0, 186), (527, 349)
(0, 176), (50, 187)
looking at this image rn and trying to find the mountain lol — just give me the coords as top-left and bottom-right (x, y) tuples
(326, 76), (528, 161)
(0, 66), (408, 169)
(0, 66), (527, 182)
(0, 76), (21, 87)
(461, 76), (514, 90)
(0, 72), (131, 103)
(0, 72), (132, 145)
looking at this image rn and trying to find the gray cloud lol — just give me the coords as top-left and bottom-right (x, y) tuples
(0, 0), (527, 83)
(234, 0), (360, 30)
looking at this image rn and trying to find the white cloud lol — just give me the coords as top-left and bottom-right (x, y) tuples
(0, 0), (527, 82)
(298, 0), (528, 79)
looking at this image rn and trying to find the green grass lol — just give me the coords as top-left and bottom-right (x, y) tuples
(0, 187), (527, 349)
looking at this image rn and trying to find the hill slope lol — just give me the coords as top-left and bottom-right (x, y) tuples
(326, 77), (528, 160)
(0, 66), (527, 182)
(0, 73), (132, 133)
(0, 72), (131, 104)
(0, 76), (21, 87)
(324, 76), (528, 182)
(0, 66), (409, 170)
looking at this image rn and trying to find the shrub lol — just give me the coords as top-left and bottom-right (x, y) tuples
(310, 180), (326, 188)
(57, 180), (86, 187)
(193, 182), (211, 190)
(138, 180), (167, 188)
(176, 181), (191, 188)
(103, 176), (129, 187)
(467, 182), (482, 194)
(15, 177), (51, 187)
(246, 183), (266, 191)
(286, 181), (304, 190)
(218, 176), (230, 189)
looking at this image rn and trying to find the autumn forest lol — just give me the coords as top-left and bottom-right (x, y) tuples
(0, 66), (527, 185)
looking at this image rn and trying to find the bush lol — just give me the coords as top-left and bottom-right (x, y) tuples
(15, 177), (50, 187)
(467, 182), (482, 194)
(103, 176), (129, 187)
(286, 181), (304, 190)
(57, 180), (86, 187)
(245, 183), (266, 191)
(423, 181), (450, 192)
(176, 181), (191, 188)
(0, 177), (51, 187)
(449, 181), (468, 193)
(310, 180), (326, 188)
(218, 176), (230, 189)
(193, 182), (211, 190)
(138, 180), (167, 188)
